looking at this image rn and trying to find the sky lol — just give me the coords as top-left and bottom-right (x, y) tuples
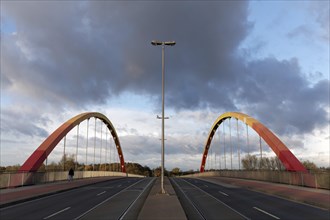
(1, 1), (329, 171)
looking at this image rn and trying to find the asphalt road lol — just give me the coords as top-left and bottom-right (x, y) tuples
(171, 178), (329, 220)
(0, 177), (154, 220)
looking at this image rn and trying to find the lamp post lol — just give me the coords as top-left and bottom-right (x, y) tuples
(151, 40), (176, 194)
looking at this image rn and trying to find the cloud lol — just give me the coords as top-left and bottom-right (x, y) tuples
(309, 1), (330, 41)
(1, 1), (329, 168)
(239, 57), (329, 135)
(2, 1), (250, 109)
(1, 107), (50, 138)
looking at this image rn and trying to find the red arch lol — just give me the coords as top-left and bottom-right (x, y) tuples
(19, 112), (126, 173)
(200, 112), (307, 172)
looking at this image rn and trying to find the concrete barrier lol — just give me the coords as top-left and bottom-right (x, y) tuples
(182, 170), (330, 189)
(0, 171), (144, 189)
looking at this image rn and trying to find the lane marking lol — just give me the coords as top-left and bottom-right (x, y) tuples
(204, 185), (208, 187)
(253, 207), (280, 219)
(73, 179), (145, 220)
(97, 191), (106, 196)
(43, 207), (71, 219)
(182, 178), (250, 220)
(218, 191), (229, 196)
(118, 178), (156, 220)
(117, 184), (122, 187)
(171, 178), (207, 220)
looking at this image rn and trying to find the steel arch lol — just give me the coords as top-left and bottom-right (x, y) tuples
(19, 112), (126, 173)
(200, 112), (307, 172)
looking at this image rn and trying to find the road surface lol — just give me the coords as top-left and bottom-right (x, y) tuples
(171, 178), (329, 220)
(0, 177), (154, 220)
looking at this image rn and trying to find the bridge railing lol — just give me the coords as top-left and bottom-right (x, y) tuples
(183, 170), (330, 190)
(0, 171), (144, 189)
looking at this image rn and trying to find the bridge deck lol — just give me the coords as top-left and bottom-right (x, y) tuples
(1, 176), (329, 212)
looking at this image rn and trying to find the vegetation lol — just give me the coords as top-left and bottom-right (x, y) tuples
(241, 155), (285, 171)
(0, 154), (153, 176)
(1, 154), (327, 175)
(241, 155), (327, 172)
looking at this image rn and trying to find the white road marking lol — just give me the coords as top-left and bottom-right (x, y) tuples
(218, 191), (229, 196)
(253, 207), (280, 219)
(74, 179), (145, 220)
(97, 191), (106, 196)
(182, 179), (250, 220)
(204, 185), (208, 187)
(117, 184), (122, 187)
(43, 207), (71, 219)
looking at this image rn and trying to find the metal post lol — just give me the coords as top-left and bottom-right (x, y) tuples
(214, 149), (216, 171)
(246, 124), (249, 155)
(110, 135), (112, 171)
(219, 126), (221, 170)
(100, 122), (103, 168)
(151, 40), (175, 194)
(86, 118), (89, 169)
(210, 148), (213, 170)
(237, 119), (240, 170)
(230, 118), (233, 170)
(63, 135), (66, 171)
(161, 44), (165, 193)
(93, 118), (96, 171)
(223, 122), (226, 169)
(105, 130), (108, 171)
(259, 135), (262, 159)
(76, 124), (79, 170)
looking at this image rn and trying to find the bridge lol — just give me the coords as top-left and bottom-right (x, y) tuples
(1, 112), (329, 219)
(17, 111), (306, 175)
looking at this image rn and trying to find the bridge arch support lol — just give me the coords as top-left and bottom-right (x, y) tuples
(19, 112), (126, 173)
(200, 112), (306, 173)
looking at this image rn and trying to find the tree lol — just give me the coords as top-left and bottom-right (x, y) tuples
(59, 154), (76, 171)
(302, 160), (319, 171)
(242, 155), (285, 171)
(153, 167), (161, 177)
(241, 155), (258, 170)
(5, 164), (21, 172)
(170, 167), (182, 176)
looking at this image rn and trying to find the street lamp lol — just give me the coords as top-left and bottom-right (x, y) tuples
(151, 40), (176, 194)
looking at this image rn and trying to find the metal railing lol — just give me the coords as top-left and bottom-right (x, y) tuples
(0, 171), (144, 189)
(183, 170), (330, 189)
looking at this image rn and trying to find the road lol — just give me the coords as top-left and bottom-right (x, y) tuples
(171, 178), (329, 220)
(0, 177), (154, 220)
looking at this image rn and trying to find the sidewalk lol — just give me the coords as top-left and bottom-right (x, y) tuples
(138, 177), (187, 220)
(0, 176), (122, 208)
(200, 176), (330, 210)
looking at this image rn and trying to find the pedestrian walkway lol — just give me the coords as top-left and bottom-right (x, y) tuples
(0, 176), (122, 208)
(200, 176), (330, 210)
(138, 177), (187, 219)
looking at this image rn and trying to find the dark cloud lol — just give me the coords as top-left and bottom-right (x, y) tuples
(239, 57), (329, 135)
(2, 1), (249, 106)
(1, 1), (329, 140)
(1, 108), (50, 138)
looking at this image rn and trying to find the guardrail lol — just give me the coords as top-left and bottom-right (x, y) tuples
(183, 170), (330, 190)
(0, 171), (144, 189)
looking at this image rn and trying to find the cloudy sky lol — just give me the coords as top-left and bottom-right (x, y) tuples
(1, 1), (329, 171)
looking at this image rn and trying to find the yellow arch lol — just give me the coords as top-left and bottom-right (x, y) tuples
(19, 112), (126, 173)
(200, 112), (307, 172)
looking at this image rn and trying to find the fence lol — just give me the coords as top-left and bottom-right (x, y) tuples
(0, 171), (144, 189)
(183, 170), (330, 190)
